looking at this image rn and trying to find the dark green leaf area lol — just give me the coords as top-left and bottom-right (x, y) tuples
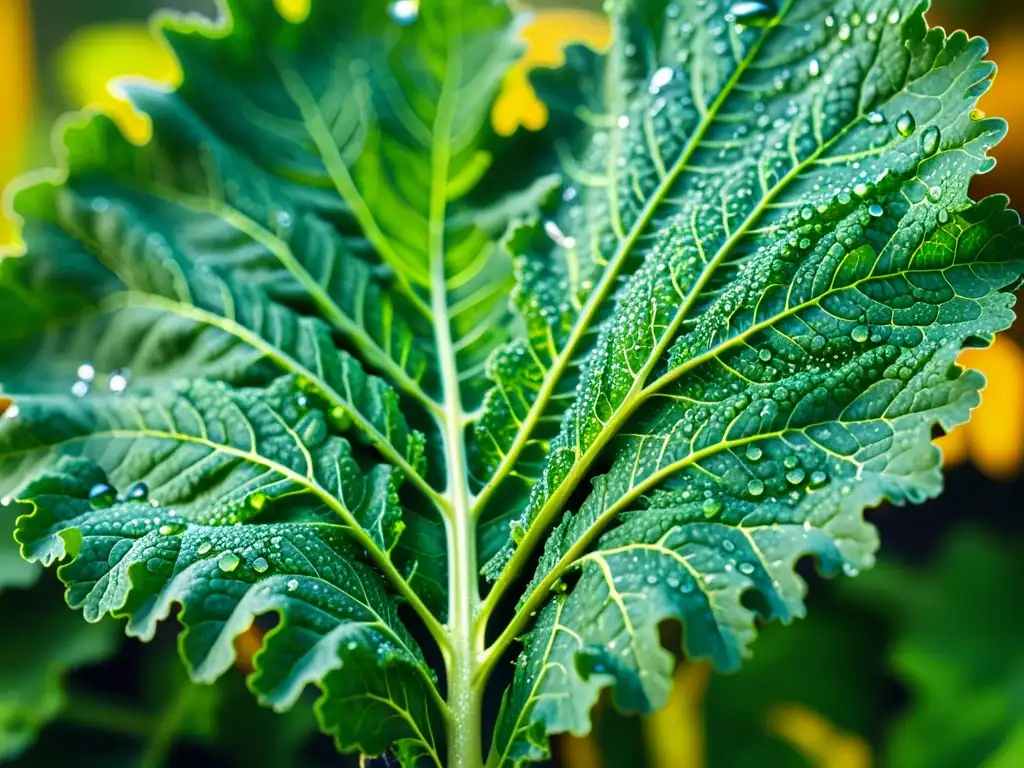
(14, 456), (446, 765)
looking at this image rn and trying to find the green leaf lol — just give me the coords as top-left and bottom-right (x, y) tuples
(0, 582), (120, 762)
(15, 456), (447, 764)
(847, 529), (1024, 768)
(3, 0), (1023, 765)
(483, 0), (1024, 762)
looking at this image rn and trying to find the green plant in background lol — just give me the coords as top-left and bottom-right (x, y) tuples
(1, 0), (1022, 766)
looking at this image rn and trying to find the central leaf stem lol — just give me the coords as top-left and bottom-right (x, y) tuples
(427, 18), (482, 764)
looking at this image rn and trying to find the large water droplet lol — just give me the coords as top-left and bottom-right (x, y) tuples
(287, 578), (300, 592)
(649, 66), (674, 94)
(745, 444), (763, 461)
(851, 325), (869, 343)
(726, 0), (777, 26)
(388, 0), (419, 25)
(747, 478), (765, 496)
(88, 483), (117, 509)
(77, 363), (96, 382)
(125, 482), (149, 502)
(218, 552), (241, 573)
(895, 111), (916, 137)
(920, 125), (941, 157)
(197, 541), (213, 555)
(252, 556), (270, 574)
(868, 203), (884, 218)
(108, 369), (130, 394)
(786, 468), (806, 485)
(702, 498), (723, 519)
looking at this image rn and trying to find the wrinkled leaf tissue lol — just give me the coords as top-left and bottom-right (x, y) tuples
(0, 0), (1021, 766)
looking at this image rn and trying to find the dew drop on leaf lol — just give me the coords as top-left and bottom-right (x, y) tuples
(649, 66), (673, 93)
(197, 541), (213, 555)
(738, 562), (755, 575)
(745, 444), (763, 461)
(722, 539), (736, 553)
(702, 497), (723, 518)
(921, 125), (941, 157)
(895, 111), (916, 137)
(869, 203), (884, 218)
(786, 468), (806, 485)
(726, 0), (777, 26)
(252, 556), (270, 574)
(851, 325), (869, 342)
(287, 578), (299, 592)
(125, 482), (149, 502)
(218, 552), (241, 573)
(88, 483), (117, 508)
(747, 478), (765, 496)
(867, 111), (885, 125)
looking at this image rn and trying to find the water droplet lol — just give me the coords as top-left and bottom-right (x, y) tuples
(757, 348), (772, 362)
(887, 9), (901, 24)
(275, 210), (293, 228)
(249, 491), (267, 511)
(867, 111), (885, 125)
(920, 125), (940, 157)
(125, 482), (149, 502)
(88, 483), (117, 508)
(252, 556), (270, 574)
(617, 115), (630, 129)
(388, 0), (419, 25)
(807, 59), (820, 77)
(287, 578), (300, 592)
(645, 574), (658, 585)
(218, 552), (241, 573)
(851, 325), (869, 343)
(543, 220), (577, 249)
(868, 203), (884, 218)
(747, 479), (765, 496)
(746, 444), (763, 462)
(783, 456), (799, 470)
(810, 471), (828, 486)
(71, 381), (90, 398)
(77, 363), (96, 382)
(726, 1), (777, 26)
(895, 111), (916, 137)
(650, 66), (674, 93)
(722, 539), (736, 553)
(158, 523), (185, 536)
(786, 468), (806, 485)
(197, 541), (213, 555)
(926, 185), (942, 203)
(738, 562), (756, 575)
(702, 498), (723, 519)
(108, 369), (130, 394)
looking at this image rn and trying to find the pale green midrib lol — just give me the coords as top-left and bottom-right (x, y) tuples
(6, 422), (448, 648)
(61, 174), (441, 418)
(271, 58), (434, 320)
(469, 8), (787, 520)
(101, 290), (446, 509)
(421, 11), (485, 768)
